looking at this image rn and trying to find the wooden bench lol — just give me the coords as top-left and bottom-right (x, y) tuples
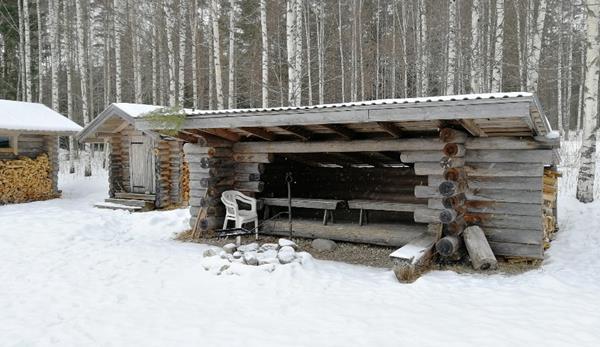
(261, 198), (345, 225)
(347, 199), (424, 226)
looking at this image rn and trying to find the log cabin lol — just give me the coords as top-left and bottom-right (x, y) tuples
(77, 103), (189, 211)
(0, 99), (82, 204)
(135, 92), (559, 274)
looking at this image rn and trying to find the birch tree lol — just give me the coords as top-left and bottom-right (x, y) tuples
(178, 0), (187, 106)
(113, 0), (122, 102)
(471, 0), (482, 93)
(22, 0), (32, 102)
(576, 2), (599, 203)
(211, 0), (224, 109)
(164, 0), (177, 106)
(190, 0), (199, 108)
(446, 0), (457, 95)
(228, 0), (236, 109)
(76, 0), (92, 176)
(36, 0), (43, 102)
(527, 0), (547, 92)
(338, 0), (345, 102)
(491, 0), (504, 92)
(260, 0), (269, 108)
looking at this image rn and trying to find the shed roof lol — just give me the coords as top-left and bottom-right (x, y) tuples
(77, 103), (165, 142)
(135, 92), (552, 138)
(0, 99), (82, 135)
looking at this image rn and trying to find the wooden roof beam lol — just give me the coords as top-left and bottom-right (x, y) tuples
(320, 124), (356, 140)
(459, 119), (487, 137)
(198, 128), (241, 142)
(176, 131), (201, 143)
(278, 126), (313, 141)
(239, 127), (276, 141)
(377, 122), (403, 138)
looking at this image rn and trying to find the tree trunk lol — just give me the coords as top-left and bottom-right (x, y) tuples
(304, 0), (312, 106)
(228, 0), (236, 108)
(260, 0), (269, 108)
(64, 0), (75, 174)
(527, 0), (547, 92)
(132, 0), (142, 104)
(471, 0), (481, 93)
(113, 0), (122, 102)
(211, 0), (224, 109)
(446, 0), (457, 95)
(36, 0), (43, 102)
(317, 2), (324, 104)
(23, 0), (32, 102)
(76, 0), (92, 176)
(49, 0), (59, 112)
(337, 0), (345, 102)
(576, 1), (599, 203)
(178, 0), (187, 106)
(164, 0), (177, 106)
(491, 0), (504, 92)
(191, 0), (199, 108)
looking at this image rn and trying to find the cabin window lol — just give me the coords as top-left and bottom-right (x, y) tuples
(0, 134), (17, 153)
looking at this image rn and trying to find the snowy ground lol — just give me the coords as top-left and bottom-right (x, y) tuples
(1, 157), (600, 346)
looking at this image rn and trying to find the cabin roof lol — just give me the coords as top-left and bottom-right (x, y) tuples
(135, 92), (552, 138)
(77, 103), (165, 142)
(0, 99), (82, 135)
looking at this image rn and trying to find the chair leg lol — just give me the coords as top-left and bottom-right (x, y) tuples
(223, 218), (229, 230)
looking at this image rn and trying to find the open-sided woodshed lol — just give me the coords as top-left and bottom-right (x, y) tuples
(77, 103), (189, 211)
(136, 92), (559, 275)
(0, 99), (82, 204)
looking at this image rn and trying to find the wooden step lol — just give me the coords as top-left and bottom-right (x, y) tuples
(114, 192), (156, 201)
(105, 198), (148, 207)
(94, 202), (143, 212)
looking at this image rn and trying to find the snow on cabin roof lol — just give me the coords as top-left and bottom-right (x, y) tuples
(112, 103), (166, 118)
(0, 99), (82, 135)
(182, 92), (535, 116)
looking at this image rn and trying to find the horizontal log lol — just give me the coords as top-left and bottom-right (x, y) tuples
(488, 241), (544, 259)
(189, 196), (222, 208)
(464, 213), (542, 230)
(233, 138), (445, 153)
(413, 207), (440, 223)
(428, 175), (543, 191)
(417, 185), (542, 204)
(188, 167), (234, 177)
(415, 162), (544, 177)
(439, 209), (460, 224)
(400, 151), (443, 163)
(463, 226), (497, 270)
(234, 173), (261, 182)
(428, 199), (542, 216)
(440, 156), (465, 169)
(465, 150), (553, 163)
(200, 177), (235, 188)
(438, 180), (466, 197)
(439, 128), (468, 143)
(235, 163), (266, 174)
(483, 228), (543, 245)
(465, 137), (556, 150)
(234, 181), (265, 192)
(232, 153), (274, 163)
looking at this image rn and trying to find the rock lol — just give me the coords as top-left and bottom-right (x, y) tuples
(223, 243), (237, 254)
(258, 257), (280, 266)
(294, 251), (314, 266)
(259, 243), (279, 252)
(219, 264), (230, 272)
(311, 238), (337, 252)
(203, 248), (219, 258)
(258, 249), (278, 260)
(232, 251), (242, 259)
(243, 252), (259, 266)
(238, 242), (259, 253)
(277, 246), (296, 264)
(278, 238), (298, 250)
(258, 264), (276, 273)
(219, 251), (228, 259)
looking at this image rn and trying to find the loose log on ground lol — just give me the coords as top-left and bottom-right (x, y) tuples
(389, 224), (442, 283)
(435, 235), (463, 257)
(463, 225), (498, 270)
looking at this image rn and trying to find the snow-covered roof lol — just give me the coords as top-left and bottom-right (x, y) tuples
(111, 103), (165, 118)
(183, 92), (534, 116)
(0, 99), (82, 135)
(77, 103), (166, 142)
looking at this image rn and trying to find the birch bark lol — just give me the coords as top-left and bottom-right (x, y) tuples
(260, 0), (269, 107)
(211, 0), (224, 109)
(228, 0), (236, 108)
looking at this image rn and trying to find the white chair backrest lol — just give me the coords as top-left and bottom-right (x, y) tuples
(221, 190), (256, 214)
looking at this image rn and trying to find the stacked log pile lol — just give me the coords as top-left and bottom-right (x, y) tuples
(155, 141), (172, 208)
(180, 154), (190, 206)
(184, 139), (234, 236)
(411, 133), (558, 261)
(0, 154), (55, 204)
(542, 168), (560, 246)
(233, 154), (269, 196)
(108, 134), (124, 197)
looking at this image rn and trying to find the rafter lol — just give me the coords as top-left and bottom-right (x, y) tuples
(376, 122), (403, 138)
(459, 119), (487, 137)
(198, 128), (241, 142)
(239, 127), (276, 141)
(320, 124), (356, 140)
(278, 126), (313, 141)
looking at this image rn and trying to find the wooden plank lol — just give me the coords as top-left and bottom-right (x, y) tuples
(347, 199), (425, 212)
(389, 224), (442, 283)
(459, 119), (487, 137)
(262, 198), (344, 209)
(233, 138), (445, 153)
(114, 192), (156, 201)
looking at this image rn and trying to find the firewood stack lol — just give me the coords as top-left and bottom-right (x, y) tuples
(0, 154), (55, 204)
(180, 154), (190, 206)
(542, 168), (560, 246)
(155, 141), (172, 207)
(435, 129), (468, 260)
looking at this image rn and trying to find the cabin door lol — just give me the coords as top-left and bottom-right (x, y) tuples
(129, 136), (155, 194)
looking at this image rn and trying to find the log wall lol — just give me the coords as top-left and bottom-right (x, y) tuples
(411, 135), (556, 259)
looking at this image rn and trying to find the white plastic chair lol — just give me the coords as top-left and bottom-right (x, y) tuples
(221, 190), (259, 231)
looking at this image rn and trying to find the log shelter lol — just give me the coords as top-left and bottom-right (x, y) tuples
(77, 103), (188, 211)
(136, 92), (559, 262)
(0, 99), (82, 204)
